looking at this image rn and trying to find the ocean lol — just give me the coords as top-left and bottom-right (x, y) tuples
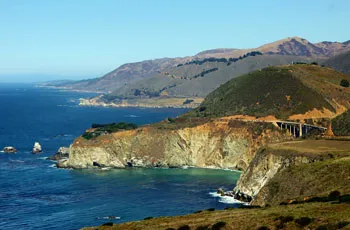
(0, 84), (242, 230)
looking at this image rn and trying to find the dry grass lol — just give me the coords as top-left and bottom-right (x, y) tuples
(267, 140), (350, 154)
(83, 202), (350, 230)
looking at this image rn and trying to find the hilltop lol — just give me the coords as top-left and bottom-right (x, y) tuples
(187, 64), (350, 120)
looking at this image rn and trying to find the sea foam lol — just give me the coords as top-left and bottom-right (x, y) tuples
(209, 192), (248, 205)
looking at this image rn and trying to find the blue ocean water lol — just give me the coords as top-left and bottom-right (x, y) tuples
(0, 84), (242, 230)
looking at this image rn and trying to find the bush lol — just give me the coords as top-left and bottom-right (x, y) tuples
(195, 225), (210, 230)
(294, 217), (313, 227)
(339, 194), (350, 203)
(143, 216), (153, 220)
(183, 99), (194, 105)
(178, 225), (190, 230)
(212, 221), (226, 230)
(82, 122), (138, 140)
(168, 117), (176, 123)
(316, 222), (350, 230)
(340, 79), (349, 87)
(328, 190), (341, 201)
(101, 222), (114, 226)
(257, 227), (270, 230)
(206, 208), (215, 211)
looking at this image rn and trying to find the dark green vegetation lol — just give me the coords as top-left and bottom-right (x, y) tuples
(332, 111), (350, 136)
(82, 122), (138, 140)
(324, 50), (350, 74)
(187, 65), (342, 119)
(340, 79), (349, 87)
(178, 51), (263, 66)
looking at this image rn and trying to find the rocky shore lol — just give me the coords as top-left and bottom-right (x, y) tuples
(47, 147), (70, 161)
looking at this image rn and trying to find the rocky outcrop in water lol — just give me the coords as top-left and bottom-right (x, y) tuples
(57, 118), (291, 170)
(32, 142), (42, 154)
(3, 146), (17, 153)
(47, 147), (70, 161)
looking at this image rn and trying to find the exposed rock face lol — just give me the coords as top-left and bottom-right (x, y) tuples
(32, 142), (42, 154)
(233, 147), (336, 205)
(47, 147), (70, 161)
(58, 119), (291, 170)
(3, 146), (17, 153)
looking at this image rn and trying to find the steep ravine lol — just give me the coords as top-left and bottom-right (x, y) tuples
(58, 119), (291, 171)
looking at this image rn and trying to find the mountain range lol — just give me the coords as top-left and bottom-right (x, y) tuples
(52, 37), (350, 107)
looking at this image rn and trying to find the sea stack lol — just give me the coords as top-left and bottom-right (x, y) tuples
(32, 142), (42, 154)
(3, 146), (17, 153)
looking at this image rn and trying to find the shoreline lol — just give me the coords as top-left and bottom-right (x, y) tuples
(79, 97), (203, 109)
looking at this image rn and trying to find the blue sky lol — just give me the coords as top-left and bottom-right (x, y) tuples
(0, 0), (349, 82)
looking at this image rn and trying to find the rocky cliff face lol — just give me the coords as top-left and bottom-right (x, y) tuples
(235, 148), (318, 197)
(59, 119), (290, 170)
(233, 146), (347, 205)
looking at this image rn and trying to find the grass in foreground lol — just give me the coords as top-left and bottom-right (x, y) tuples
(83, 201), (350, 230)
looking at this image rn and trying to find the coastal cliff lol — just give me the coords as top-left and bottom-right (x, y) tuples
(234, 140), (350, 205)
(58, 118), (291, 170)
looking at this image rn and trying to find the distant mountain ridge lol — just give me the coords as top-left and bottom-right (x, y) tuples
(323, 50), (350, 74)
(56, 37), (350, 106)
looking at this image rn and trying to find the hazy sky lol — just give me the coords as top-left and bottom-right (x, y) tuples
(0, 0), (349, 82)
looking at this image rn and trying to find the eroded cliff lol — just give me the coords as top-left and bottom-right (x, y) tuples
(58, 118), (291, 170)
(234, 140), (350, 205)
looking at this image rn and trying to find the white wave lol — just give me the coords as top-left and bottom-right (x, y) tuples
(124, 115), (140, 118)
(0, 151), (4, 153)
(222, 168), (242, 173)
(49, 164), (57, 168)
(37, 157), (48, 160)
(97, 216), (121, 220)
(100, 167), (111, 171)
(9, 159), (25, 163)
(209, 192), (248, 205)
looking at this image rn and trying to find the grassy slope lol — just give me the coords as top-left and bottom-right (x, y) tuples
(84, 202), (350, 230)
(332, 111), (350, 136)
(186, 65), (350, 119)
(254, 156), (350, 206)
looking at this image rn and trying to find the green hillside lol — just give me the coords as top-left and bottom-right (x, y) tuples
(332, 111), (350, 136)
(187, 65), (350, 119)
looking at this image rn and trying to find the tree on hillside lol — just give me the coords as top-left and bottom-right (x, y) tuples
(340, 79), (349, 87)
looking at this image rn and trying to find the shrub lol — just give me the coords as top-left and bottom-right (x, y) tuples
(328, 190), (341, 201)
(82, 122), (138, 139)
(340, 79), (349, 87)
(168, 117), (176, 123)
(206, 208), (215, 211)
(316, 222), (349, 230)
(143, 216), (153, 220)
(183, 99), (194, 105)
(257, 227), (270, 230)
(339, 194), (350, 203)
(178, 225), (190, 230)
(195, 225), (210, 230)
(101, 222), (114, 226)
(294, 217), (313, 227)
(212, 221), (226, 230)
